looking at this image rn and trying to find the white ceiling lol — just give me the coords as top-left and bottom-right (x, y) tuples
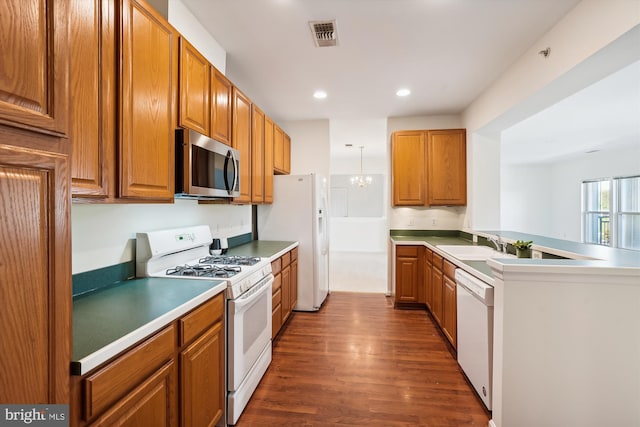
(502, 60), (640, 165)
(180, 0), (639, 165)
(181, 0), (581, 122)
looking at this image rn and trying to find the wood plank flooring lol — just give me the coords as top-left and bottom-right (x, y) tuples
(236, 292), (490, 426)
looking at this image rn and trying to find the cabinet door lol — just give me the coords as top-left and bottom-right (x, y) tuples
(70, 0), (116, 198)
(180, 321), (224, 427)
(427, 129), (466, 205)
(0, 135), (71, 404)
(395, 245), (423, 304)
(283, 132), (291, 174)
(210, 68), (232, 146)
(290, 258), (298, 311)
(264, 116), (274, 203)
(281, 265), (291, 324)
(273, 125), (284, 173)
(232, 87), (251, 204)
(179, 37), (210, 136)
(442, 275), (457, 348)
(424, 249), (433, 310)
(119, 0), (177, 200)
(431, 264), (444, 326)
(0, 0), (69, 136)
(251, 105), (265, 203)
(91, 361), (176, 427)
(392, 131), (426, 206)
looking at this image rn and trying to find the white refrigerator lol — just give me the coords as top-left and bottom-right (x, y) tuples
(258, 173), (329, 311)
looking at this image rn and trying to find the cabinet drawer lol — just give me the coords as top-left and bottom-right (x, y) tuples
(281, 251), (291, 267)
(83, 325), (175, 420)
(396, 245), (419, 257)
(272, 287), (281, 308)
(179, 293), (224, 346)
(424, 248), (433, 264)
(272, 272), (282, 293)
(432, 252), (443, 270)
(291, 247), (298, 261)
(443, 259), (457, 280)
(271, 258), (281, 275)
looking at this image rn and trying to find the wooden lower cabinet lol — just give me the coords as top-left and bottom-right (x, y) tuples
(442, 274), (457, 348)
(90, 361), (176, 427)
(431, 254), (444, 326)
(394, 245), (424, 307)
(424, 248), (433, 310)
(71, 294), (224, 427)
(271, 247), (298, 338)
(180, 321), (224, 427)
(441, 259), (457, 348)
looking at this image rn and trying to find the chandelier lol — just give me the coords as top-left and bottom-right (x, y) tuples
(350, 146), (373, 187)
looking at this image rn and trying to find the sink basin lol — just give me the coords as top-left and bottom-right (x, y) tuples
(436, 245), (515, 261)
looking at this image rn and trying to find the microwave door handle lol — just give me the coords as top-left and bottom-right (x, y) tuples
(230, 150), (239, 194)
(224, 150), (238, 195)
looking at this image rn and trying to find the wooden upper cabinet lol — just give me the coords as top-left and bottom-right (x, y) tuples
(0, 133), (71, 405)
(232, 87), (251, 204)
(264, 116), (274, 203)
(392, 131), (426, 206)
(427, 129), (466, 206)
(283, 132), (291, 174)
(251, 105), (265, 203)
(179, 37), (210, 136)
(119, 0), (177, 201)
(70, 0), (116, 198)
(0, 0), (69, 136)
(391, 129), (467, 207)
(211, 67), (232, 146)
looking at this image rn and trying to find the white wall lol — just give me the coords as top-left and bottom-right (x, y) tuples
(168, 0), (226, 71)
(501, 145), (640, 242)
(280, 119), (330, 178)
(72, 201), (251, 274)
(501, 163), (554, 236)
(71, 1), (252, 275)
(463, 1), (640, 231)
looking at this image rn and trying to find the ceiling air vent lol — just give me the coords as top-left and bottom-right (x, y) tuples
(309, 20), (338, 47)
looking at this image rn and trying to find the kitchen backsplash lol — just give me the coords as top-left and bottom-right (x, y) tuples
(71, 200), (251, 274)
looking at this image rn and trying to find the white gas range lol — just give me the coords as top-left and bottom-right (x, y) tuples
(136, 225), (273, 426)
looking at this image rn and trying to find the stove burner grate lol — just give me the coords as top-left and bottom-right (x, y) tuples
(199, 255), (261, 266)
(166, 264), (241, 278)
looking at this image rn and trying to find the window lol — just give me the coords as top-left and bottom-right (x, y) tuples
(582, 175), (640, 250)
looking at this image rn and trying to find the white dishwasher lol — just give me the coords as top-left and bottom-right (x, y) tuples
(455, 268), (494, 410)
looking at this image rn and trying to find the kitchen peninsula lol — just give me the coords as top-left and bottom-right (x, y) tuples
(390, 229), (640, 427)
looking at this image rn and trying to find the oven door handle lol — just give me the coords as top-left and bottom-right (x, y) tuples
(232, 274), (274, 313)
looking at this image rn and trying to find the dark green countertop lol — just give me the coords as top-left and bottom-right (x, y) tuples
(226, 240), (298, 260)
(72, 277), (226, 375)
(478, 230), (640, 267)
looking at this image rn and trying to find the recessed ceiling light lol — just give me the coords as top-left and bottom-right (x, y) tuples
(396, 88), (411, 97)
(313, 90), (327, 99)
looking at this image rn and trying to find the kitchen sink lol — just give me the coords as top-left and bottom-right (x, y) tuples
(436, 245), (515, 261)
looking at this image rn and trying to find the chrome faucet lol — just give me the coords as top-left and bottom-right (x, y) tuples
(488, 236), (504, 252)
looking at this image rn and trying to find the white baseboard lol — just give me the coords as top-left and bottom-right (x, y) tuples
(488, 419), (497, 427)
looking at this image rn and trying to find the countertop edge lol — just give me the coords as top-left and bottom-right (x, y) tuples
(392, 238), (495, 284)
(268, 241), (299, 261)
(72, 282), (227, 376)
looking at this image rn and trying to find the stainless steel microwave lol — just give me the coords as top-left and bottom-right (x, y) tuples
(175, 128), (240, 199)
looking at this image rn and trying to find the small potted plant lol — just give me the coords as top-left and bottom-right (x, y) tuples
(513, 240), (533, 258)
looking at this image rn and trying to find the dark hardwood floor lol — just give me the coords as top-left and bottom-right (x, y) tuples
(236, 292), (490, 426)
